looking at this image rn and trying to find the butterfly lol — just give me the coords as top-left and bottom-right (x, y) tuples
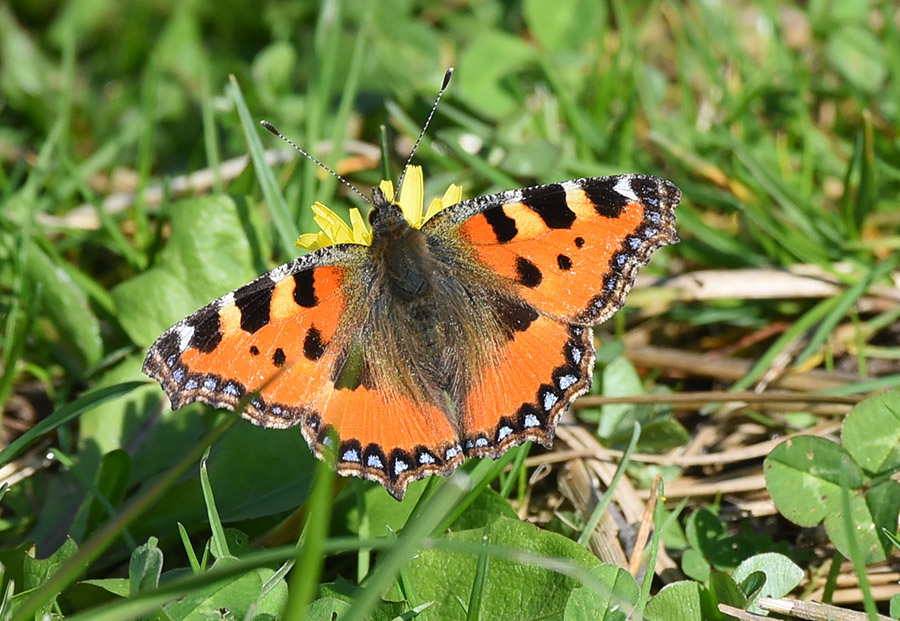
(143, 73), (681, 500)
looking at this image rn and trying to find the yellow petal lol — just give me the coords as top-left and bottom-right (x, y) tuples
(349, 208), (372, 245)
(379, 180), (395, 202)
(441, 183), (462, 208)
(398, 165), (424, 227)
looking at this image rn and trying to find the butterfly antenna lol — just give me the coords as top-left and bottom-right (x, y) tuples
(259, 120), (372, 205)
(395, 67), (454, 195)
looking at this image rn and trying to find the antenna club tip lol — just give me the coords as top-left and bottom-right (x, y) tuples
(442, 67), (454, 88)
(260, 120), (279, 135)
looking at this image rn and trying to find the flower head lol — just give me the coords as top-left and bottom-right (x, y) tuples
(295, 165), (462, 251)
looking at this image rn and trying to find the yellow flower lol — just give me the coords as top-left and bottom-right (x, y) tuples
(295, 165), (462, 251)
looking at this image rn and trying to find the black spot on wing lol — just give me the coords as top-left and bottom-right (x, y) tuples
(235, 280), (273, 334)
(293, 271), (317, 307)
(273, 347), (286, 367)
(490, 295), (539, 339)
(575, 236), (585, 248)
(483, 205), (518, 242)
(557, 254), (572, 270)
(521, 184), (576, 229)
(303, 327), (326, 361)
(580, 177), (630, 218)
(515, 256), (543, 288)
(249, 345), (260, 355)
(188, 309), (222, 353)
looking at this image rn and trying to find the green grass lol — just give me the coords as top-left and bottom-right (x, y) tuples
(1, 0), (899, 619)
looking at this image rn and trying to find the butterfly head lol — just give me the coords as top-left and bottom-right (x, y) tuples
(369, 186), (413, 240)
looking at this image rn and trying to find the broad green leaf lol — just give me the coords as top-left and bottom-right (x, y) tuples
(842, 391), (900, 474)
(113, 195), (267, 348)
(24, 243), (103, 367)
(680, 548), (710, 583)
(22, 537), (79, 592)
(162, 561), (287, 620)
(764, 436), (862, 526)
(564, 564), (639, 621)
(308, 581), (408, 621)
(457, 33), (535, 119)
(707, 572), (747, 611)
(732, 553), (803, 613)
(598, 356), (645, 438)
(823, 479), (900, 564)
(644, 581), (706, 621)
(523, 0), (605, 53)
(85, 449), (131, 536)
(129, 537), (163, 595)
(765, 433), (899, 563)
(16, 537), (79, 618)
(403, 516), (599, 621)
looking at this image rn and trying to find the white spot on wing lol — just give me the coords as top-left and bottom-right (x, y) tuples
(524, 414), (540, 428)
(367, 454), (383, 469)
(342, 449), (360, 463)
(558, 375), (578, 390)
(419, 452), (436, 464)
(498, 426), (513, 441)
(394, 459), (408, 475)
(177, 325), (194, 352)
(571, 347), (582, 364)
(614, 176), (639, 203)
(543, 391), (559, 411)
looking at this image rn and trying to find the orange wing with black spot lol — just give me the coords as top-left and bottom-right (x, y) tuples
(425, 174), (680, 460)
(427, 174), (680, 324)
(143, 244), (466, 499)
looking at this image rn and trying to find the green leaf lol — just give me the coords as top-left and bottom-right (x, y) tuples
(162, 561), (287, 620)
(25, 243), (103, 367)
(707, 572), (747, 610)
(764, 435), (862, 526)
(825, 24), (886, 95)
(841, 391), (900, 474)
(644, 581), (706, 621)
(309, 581), (408, 621)
(457, 33), (535, 119)
(22, 537), (79, 592)
(129, 537), (163, 595)
(17, 538), (79, 618)
(523, 0), (605, 53)
(765, 432), (899, 563)
(564, 564), (640, 621)
(732, 553), (803, 613)
(680, 548), (710, 583)
(113, 195), (265, 347)
(403, 516), (599, 621)
(85, 449), (131, 536)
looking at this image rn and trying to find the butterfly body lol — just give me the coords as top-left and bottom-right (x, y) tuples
(144, 174), (680, 499)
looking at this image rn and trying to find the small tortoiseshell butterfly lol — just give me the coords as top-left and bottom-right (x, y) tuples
(143, 70), (681, 499)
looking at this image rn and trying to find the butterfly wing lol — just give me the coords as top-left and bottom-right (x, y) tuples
(143, 244), (464, 499)
(426, 174), (680, 324)
(424, 174), (680, 455)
